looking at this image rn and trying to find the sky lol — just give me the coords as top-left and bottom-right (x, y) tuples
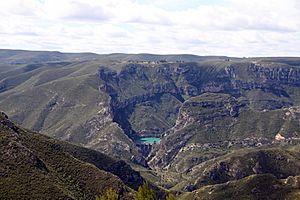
(0, 0), (299, 57)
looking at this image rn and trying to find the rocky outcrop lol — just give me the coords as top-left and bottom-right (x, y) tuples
(193, 148), (300, 188)
(3, 57), (300, 170)
(148, 93), (247, 169)
(0, 111), (19, 132)
(148, 91), (300, 170)
(74, 92), (147, 166)
(248, 64), (300, 85)
(191, 174), (300, 200)
(98, 62), (300, 115)
(32, 94), (59, 132)
(226, 64), (300, 96)
(100, 63), (300, 167)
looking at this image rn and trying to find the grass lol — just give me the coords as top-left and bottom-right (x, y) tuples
(1, 50), (300, 199)
(0, 114), (141, 199)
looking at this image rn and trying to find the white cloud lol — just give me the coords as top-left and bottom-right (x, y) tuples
(0, 0), (299, 56)
(41, 0), (113, 22)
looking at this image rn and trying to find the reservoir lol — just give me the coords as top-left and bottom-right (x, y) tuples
(140, 137), (160, 144)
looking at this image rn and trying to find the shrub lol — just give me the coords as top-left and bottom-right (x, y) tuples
(96, 188), (119, 200)
(135, 182), (157, 200)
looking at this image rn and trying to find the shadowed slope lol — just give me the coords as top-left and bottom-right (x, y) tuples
(0, 112), (144, 199)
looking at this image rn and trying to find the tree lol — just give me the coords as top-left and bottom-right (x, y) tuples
(135, 182), (157, 200)
(166, 193), (177, 200)
(96, 188), (119, 200)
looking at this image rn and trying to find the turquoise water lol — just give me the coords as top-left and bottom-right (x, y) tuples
(140, 137), (160, 144)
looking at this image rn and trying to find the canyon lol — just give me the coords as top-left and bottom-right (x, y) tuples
(1, 50), (300, 199)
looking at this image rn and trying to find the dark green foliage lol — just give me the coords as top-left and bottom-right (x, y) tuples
(166, 193), (178, 200)
(135, 182), (158, 200)
(96, 188), (119, 200)
(0, 113), (138, 200)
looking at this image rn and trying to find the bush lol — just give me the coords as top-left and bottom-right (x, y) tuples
(96, 188), (119, 200)
(135, 182), (157, 200)
(166, 193), (177, 200)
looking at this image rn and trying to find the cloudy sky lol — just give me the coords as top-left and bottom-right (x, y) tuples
(0, 0), (299, 56)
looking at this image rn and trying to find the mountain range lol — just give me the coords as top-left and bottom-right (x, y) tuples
(1, 49), (300, 199)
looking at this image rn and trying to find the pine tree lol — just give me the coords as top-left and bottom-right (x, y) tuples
(135, 182), (157, 200)
(96, 188), (119, 200)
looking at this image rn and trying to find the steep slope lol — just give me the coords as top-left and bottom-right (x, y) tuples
(183, 174), (300, 200)
(191, 147), (300, 188)
(147, 58), (300, 170)
(146, 145), (300, 195)
(1, 50), (300, 198)
(1, 50), (300, 169)
(148, 93), (300, 169)
(0, 55), (234, 165)
(0, 60), (146, 165)
(0, 111), (144, 199)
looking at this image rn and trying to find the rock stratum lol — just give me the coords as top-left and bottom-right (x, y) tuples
(1, 49), (300, 199)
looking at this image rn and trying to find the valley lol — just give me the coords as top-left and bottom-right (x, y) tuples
(1, 49), (300, 199)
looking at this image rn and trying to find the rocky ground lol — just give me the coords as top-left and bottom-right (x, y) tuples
(1, 50), (300, 199)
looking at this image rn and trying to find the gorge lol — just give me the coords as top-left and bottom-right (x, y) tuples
(1, 50), (300, 199)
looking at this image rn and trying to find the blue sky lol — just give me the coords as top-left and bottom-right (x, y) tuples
(0, 0), (299, 56)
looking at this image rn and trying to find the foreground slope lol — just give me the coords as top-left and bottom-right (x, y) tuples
(183, 174), (300, 200)
(0, 112), (144, 199)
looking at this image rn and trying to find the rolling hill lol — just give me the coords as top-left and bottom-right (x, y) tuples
(1, 49), (300, 199)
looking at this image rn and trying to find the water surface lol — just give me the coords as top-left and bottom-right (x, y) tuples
(140, 137), (160, 144)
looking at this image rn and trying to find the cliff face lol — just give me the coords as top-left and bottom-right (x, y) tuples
(247, 64), (300, 85)
(1, 52), (300, 197)
(98, 61), (300, 106)
(1, 55), (300, 169)
(94, 61), (300, 193)
(222, 63), (300, 99)
(95, 61), (300, 170)
(148, 93), (300, 169)
(147, 93), (246, 168)
(79, 91), (148, 166)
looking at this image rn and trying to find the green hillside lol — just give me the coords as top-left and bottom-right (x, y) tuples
(0, 111), (146, 199)
(1, 50), (300, 199)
